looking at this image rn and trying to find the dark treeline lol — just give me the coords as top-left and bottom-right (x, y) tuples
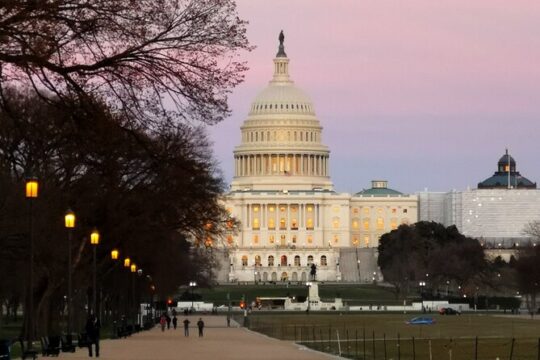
(0, 89), (231, 335)
(378, 221), (540, 315)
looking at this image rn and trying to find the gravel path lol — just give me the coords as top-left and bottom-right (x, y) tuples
(60, 315), (338, 359)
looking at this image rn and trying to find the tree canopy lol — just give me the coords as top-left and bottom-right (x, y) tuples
(0, 89), (232, 334)
(0, 0), (251, 126)
(377, 221), (487, 298)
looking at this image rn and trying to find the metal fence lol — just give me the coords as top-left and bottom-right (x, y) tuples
(247, 323), (540, 360)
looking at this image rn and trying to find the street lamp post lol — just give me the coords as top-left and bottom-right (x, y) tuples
(64, 210), (76, 335)
(130, 263), (137, 325)
(90, 229), (100, 314)
(110, 249), (119, 330)
(189, 281), (197, 312)
(136, 268), (143, 325)
(419, 281), (426, 299)
(25, 178), (38, 348)
(123, 258), (131, 322)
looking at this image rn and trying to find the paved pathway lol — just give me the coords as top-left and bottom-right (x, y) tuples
(61, 315), (338, 359)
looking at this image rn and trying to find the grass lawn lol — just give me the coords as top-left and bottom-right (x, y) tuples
(246, 313), (540, 360)
(197, 283), (401, 305)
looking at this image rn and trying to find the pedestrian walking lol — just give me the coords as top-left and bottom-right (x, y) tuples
(197, 318), (205, 337)
(85, 314), (101, 357)
(160, 314), (166, 332)
(183, 318), (190, 337)
(226, 313), (231, 327)
(172, 315), (178, 330)
(166, 314), (171, 329)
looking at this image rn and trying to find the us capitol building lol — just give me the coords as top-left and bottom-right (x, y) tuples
(213, 33), (418, 283)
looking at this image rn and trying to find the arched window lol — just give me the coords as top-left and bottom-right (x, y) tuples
(377, 217), (384, 230)
(280, 218), (286, 230)
(268, 218), (275, 230)
(352, 218), (359, 229)
(252, 218), (260, 229)
(281, 255), (288, 266)
(320, 255), (327, 266)
(281, 272), (288, 281)
(294, 256), (301, 266)
(268, 255), (274, 266)
(255, 255), (261, 266)
(242, 255), (248, 266)
(291, 218), (298, 230)
(307, 255), (314, 264)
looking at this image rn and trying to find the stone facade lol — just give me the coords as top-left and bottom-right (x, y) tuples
(218, 36), (417, 283)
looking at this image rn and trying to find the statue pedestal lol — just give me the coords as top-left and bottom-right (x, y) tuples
(308, 282), (320, 302)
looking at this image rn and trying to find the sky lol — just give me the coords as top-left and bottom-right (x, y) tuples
(207, 0), (540, 194)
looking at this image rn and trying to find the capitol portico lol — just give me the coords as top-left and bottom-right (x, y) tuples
(215, 33), (418, 283)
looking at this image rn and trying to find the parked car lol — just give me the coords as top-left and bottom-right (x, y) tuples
(439, 307), (461, 315)
(406, 317), (436, 325)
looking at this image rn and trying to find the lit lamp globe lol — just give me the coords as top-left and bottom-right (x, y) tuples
(90, 229), (100, 245)
(64, 210), (75, 228)
(124, 258), (131, 268)
(25, 178), (39, 198)
(130, 264), (137, 273)
(111, 249), (119, 260)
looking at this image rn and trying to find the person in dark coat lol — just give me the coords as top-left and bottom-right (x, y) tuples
(197, 318), (205, 337)
(85, 314), (101, 357)
(172, 315), (178, 330)
(183, 318), (190, 337)
(166, 314), (171, 329)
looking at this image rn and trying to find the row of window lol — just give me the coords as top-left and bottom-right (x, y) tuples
(250, 216), (408, 231)
(352, 207), (409, 215)
(244, 130), (319, 143)
(227, 233), (385, 247)
(251, 102), (313, 113)
(241, 255), (327, 267)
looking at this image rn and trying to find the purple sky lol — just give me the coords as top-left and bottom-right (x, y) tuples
(208, 0), (540, 194)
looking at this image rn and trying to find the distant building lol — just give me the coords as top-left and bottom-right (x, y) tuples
(478, 149), (536, 189)
(419, 150), (540, 246)
(213, 34), (417, 283)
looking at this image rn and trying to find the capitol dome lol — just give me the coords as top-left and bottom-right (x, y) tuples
(230, 33), (333, 192)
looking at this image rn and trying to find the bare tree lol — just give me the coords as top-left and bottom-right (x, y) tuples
(0, 0), (251, 126)
(523, 221), (540, 244)
(0, 89), (231, 334)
